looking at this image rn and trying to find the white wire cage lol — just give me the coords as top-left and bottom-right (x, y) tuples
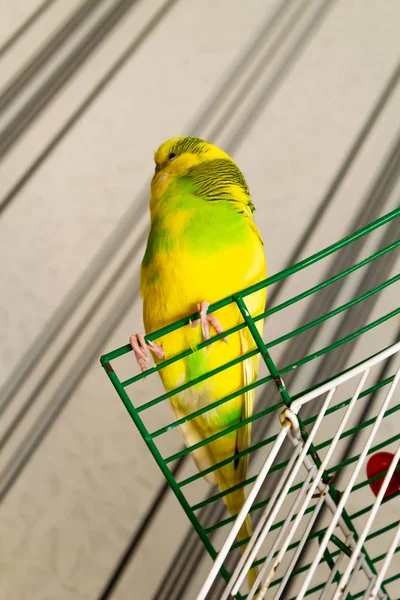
(199, 342), (400, 600)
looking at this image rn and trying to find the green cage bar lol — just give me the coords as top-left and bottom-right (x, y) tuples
(101, 206), (400, 599)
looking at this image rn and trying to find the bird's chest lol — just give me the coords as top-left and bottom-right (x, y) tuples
(145, 231), (221, 305)
(141, 203), (256, 333)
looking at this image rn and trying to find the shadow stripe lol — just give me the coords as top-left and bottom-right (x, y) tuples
(0, 0), (315, 419)
(0, 222), (147, 450)
(189, 0), (295, 134)
(0, 0), (103, 114)
(242, 139), (400, 598)
(0, 0), (296, 418)
(0, 0), (296, 479)
(98, 10), (400, 600)
(0, 0), (321, 512)
(70, 57), (400, 600)
(225, 0), (338, 153)
(0, 3), (396, 596)
(207, 0), (309, 141)
(98, 456), (187, 600)
(0, 0), (56, 61)
(276, 132), (400, 388)
(58, 16), (400, 600)
(309, 215), (400, 385)
(0, 0), (181, 413)
(267, 57), (400, 309)
(0, 0), (303, 447)
(0, 0), (139, 159)
(0, 0), (306, 439)
(0, 280), (142, 502)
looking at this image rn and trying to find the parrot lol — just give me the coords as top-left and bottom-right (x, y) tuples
(130, 137), (267, 588)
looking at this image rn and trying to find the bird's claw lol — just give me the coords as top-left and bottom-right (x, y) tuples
(130, 334), (164, 372)
(190, 300), (228, 344)
(147, 340), (165, 360)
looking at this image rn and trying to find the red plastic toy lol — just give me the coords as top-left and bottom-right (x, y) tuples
(367, 452), (400, 498)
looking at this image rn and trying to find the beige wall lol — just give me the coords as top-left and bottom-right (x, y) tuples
(0, 1), (399, 598)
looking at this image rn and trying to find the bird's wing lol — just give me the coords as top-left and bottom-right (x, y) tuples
(235, 280), (266, 481)
(170, 402), (217, 485)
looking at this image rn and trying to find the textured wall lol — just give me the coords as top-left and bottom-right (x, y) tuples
(0, 1), (399, 599)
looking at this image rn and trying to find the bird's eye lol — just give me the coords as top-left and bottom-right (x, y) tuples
(154, 163), (160, 173)
(168, 152), (178, 161)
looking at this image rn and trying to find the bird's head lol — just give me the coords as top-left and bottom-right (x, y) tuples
(150, 136), (254, 216)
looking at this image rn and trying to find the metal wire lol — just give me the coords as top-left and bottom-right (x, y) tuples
(1, 4), (399, 598)
(0, 0), (325, 506)
(196, 344), (400, 598)
(101, 207), (399, 599)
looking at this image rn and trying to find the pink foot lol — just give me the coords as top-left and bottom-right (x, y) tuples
(190, 301), (228, 344)
(129, 334), (164, 372)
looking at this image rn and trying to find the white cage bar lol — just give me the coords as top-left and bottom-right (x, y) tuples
(198, 341), (400, 600)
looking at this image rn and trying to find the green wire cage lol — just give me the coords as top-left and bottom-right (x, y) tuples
(100, 207), (400, 600)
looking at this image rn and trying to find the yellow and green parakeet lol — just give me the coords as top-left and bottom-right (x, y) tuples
(130, 137), (266, 585)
